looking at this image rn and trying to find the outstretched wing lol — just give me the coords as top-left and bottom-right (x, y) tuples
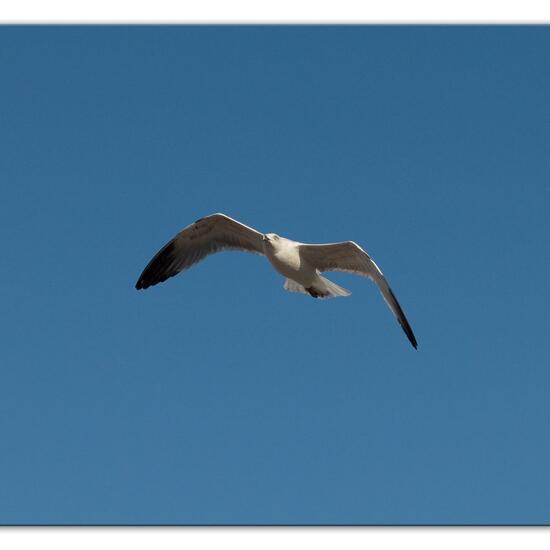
(136, 213), (265, 290)
(299, 241), (418, 349)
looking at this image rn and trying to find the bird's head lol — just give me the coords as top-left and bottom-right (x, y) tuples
(263, 233), (280, 244)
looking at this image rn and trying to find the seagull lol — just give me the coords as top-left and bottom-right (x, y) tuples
(135, 213), (418, 349)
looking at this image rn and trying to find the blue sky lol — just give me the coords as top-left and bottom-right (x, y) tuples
(1, 26), (549, 524)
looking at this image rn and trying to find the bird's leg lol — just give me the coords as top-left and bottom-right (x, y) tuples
(306, 287), (324, 298)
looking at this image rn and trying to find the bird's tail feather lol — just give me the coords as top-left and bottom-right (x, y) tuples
(283, 278), (309, 295)
(316, 276), (351, 298)
(283, 277), (351, 299)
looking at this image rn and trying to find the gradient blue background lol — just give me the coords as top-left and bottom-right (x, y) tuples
(1, 26), (549, 524)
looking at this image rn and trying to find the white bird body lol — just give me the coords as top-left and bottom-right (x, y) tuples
(263, 234), (350, 298)
(136, 213), (417, 348)
(263, 235), (309, 282)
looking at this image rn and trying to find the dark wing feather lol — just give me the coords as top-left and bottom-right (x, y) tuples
(136, 213), (264, 290)
(300, 241), (418, 349)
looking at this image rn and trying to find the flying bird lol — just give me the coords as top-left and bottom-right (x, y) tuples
(135, 213), (418, 349)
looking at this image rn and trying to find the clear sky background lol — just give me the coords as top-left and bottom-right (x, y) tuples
(1, 26), (549, 525)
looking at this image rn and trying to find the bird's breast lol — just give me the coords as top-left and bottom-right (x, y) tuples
(265, 244), (308, 279)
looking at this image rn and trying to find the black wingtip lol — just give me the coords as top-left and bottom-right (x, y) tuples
(135, 240), (177, 291)
(135, 277), (148, 290)
(386, 286), (418, 350)
(403, 324), (418, 350)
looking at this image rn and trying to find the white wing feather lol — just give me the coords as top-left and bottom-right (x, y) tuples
(136, 213), (264, 290)
(299, 241), (418, 348)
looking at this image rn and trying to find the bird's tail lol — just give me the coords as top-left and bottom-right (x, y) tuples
(314, 276), (351, 298)
(283, 276), (351, 299)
